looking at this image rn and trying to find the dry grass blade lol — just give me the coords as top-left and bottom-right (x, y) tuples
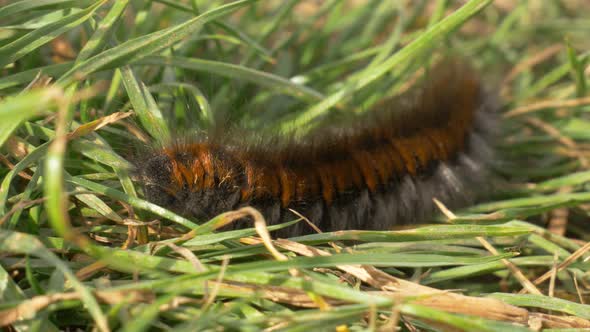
(67, 111), (133, 140)
(502, 44), (563, 85)
(505, 96), (590, 117)
(0, 198), (45, 226)
(273, 238), (529, 324)
(529, 312), (590, 329)
(548, 252), (559, 298)
(202, 255), (229, 311)
(166, 242), (207, 273)
(0, 290), (150, 327)
(434, 199), (542, 295)
(524, 117), (589, 168)
(523, 241), (590, 292)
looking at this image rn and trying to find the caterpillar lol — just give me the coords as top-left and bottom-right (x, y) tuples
(135, 61), (500, 237)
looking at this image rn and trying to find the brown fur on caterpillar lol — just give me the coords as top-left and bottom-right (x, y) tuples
(135, 61), (500, 237)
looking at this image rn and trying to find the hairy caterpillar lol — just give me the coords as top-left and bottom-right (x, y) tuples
(135, 61), (499, 236)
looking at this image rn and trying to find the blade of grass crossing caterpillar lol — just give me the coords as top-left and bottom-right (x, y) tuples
(288, 225), (531, 245)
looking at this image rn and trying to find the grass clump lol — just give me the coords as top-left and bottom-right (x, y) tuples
(2, 0), (590, 331)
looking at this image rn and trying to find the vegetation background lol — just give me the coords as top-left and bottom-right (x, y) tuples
(1, 0), (590, 331)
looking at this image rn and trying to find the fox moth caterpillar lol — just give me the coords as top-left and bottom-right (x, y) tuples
(136, 61), (499, 236)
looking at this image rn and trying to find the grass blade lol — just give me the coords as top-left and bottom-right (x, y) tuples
(0, 1), (105, 68)
(56, 0), (259, 86)
(282, 0), (493, 132)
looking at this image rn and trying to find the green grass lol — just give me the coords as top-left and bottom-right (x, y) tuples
(1, 0), (590, 331)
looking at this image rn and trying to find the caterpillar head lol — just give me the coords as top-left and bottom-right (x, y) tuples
(140, 153), (178, 209)
(138, 150), (241, 222)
